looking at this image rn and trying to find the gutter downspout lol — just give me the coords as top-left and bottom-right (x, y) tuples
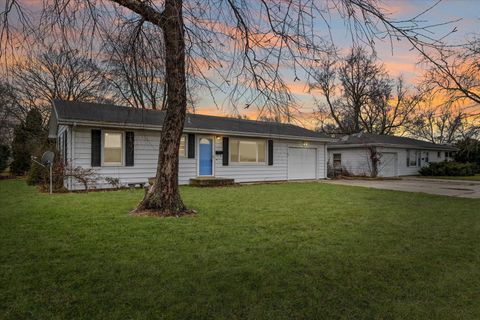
(324, 143), (328, 179)
(69, 123), (76, 190)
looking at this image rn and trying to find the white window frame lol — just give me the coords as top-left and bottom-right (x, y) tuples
(407, 150), (418, 167)
(229, 138), (266, 165)
(102, 130), (124, 167)
(179, 134), (187, 157)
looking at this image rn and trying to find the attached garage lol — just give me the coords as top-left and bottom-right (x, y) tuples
(378, 152), (398, 177)
(287, 147), (317, 180)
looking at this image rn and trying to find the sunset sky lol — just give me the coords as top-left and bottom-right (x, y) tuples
(197, 0), (479, 124)
(3, 0), (480, 126)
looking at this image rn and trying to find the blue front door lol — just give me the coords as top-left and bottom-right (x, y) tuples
(199, 138), (213, 176)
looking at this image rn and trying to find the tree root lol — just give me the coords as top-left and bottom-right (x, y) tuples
(130, 208), (197, 218)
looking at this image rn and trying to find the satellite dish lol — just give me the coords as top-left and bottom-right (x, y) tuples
(41, 151), (55, 166)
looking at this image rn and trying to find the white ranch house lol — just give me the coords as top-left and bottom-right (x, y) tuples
(327, 132), (457, 177)
(49, 100), (332, 190)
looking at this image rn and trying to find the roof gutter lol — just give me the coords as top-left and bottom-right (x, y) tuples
(56, 118), (334, 143)
(328, 142), (457, 151)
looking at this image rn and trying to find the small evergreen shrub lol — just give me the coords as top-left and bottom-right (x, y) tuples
(0, 145), (10, 172)
(26, 162), (45, 185)
(419, 161), (477, 176)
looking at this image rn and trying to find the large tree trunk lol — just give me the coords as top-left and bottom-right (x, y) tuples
(133, 0), (191, 216)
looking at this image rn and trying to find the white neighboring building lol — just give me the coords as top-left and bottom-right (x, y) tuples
(48, 100), (332, 190)
(327, 133), (457, 177)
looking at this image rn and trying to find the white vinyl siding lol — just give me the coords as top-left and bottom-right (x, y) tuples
(57, 125), (74, 189)
(70, 127), (196, 190)
(66, 126), (328, 190)
(328, 146), (452, 177)
(333, 153), (342, 168)
(217, 139), (326, 183)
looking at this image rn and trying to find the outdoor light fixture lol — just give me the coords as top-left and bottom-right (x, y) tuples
(303, 141), (309, 147)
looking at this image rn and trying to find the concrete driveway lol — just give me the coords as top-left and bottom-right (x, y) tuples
(324, 177), (480, 198)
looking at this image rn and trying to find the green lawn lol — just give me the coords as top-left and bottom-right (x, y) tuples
(419, 174), (480, 181)
(1, 180), (479, 319)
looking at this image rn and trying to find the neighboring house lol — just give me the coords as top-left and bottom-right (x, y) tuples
(48, 100), (332, 190)
(327, 132), (457, 177)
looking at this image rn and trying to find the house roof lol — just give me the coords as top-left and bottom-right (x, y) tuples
(49, 100), (331, 141)
(328, 132), (457, 151)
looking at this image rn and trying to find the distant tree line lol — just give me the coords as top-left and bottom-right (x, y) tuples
(312, 44), (479, 144)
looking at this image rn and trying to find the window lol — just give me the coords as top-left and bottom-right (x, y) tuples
(230, 138), (266, 163)
(333, 153), (342, 168)
(425, 152), (429, 163)
(407, 150), (418, 167)
(438, 151), (441, 158)
(103, 132), (123, 165)
(179, 135), (187, 157)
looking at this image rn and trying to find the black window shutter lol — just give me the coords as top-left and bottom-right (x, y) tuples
(222, 137), (229, 166)
(91, 129), (101, 167)
(64, 131), (68, 163)
(125, 131), (134, 166)
(187, 134), (195, 158)
(268, 139), (274, 165)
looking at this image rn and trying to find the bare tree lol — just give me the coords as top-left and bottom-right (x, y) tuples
(313, 47), (419, 135)
(1, 0), (454, 216)
(10, 43), (110, 119)
(104, 23), (167, 110)
(0, 81), (18, 144)
(422, 34), (480, 105)
(362, 77), (421, 135)
(406, 92), (472, 144)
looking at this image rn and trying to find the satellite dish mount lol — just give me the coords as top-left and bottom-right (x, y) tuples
(31, 151), (55, 194)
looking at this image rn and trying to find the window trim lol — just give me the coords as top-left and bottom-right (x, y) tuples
(229, 138), (267, 165)
(407, 149), (418, 167)
(179, 134), (187, 158)
(102, 130), (124, 167)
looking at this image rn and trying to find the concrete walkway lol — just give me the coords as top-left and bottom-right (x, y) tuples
(324, 177), (480, 198)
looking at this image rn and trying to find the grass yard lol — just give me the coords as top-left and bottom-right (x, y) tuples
(1, 180), (479, 319)
(419, 174), (480, 181)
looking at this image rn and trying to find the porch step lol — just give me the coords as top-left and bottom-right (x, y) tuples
(189, 177), (235, 187)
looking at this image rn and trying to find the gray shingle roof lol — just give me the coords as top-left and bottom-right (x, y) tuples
(329, 132), (457, 151)
(51, 100), (330, 140)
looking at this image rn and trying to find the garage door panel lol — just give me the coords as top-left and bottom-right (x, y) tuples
(288, 148), (317, 180)
(378, 152), (397, 177)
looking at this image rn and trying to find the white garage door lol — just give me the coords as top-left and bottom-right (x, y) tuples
(288, 148), (317, 180)
(378, 152), (398, 177)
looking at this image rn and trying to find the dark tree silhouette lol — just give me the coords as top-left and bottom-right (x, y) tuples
(313, 47), (420, 135)
(10, 43), (110, 119)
